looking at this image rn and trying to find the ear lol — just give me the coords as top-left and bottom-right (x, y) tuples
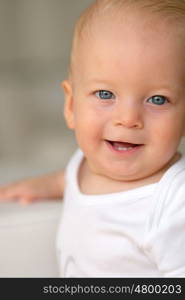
(61, 80), (75, 129)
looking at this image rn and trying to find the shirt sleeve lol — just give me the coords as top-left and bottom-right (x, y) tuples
(143, 182), (185, 277)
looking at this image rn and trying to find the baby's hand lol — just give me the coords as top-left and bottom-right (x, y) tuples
(0, 171), (65, 204)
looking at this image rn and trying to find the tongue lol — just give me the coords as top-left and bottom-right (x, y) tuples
(112, 142), (136, 147)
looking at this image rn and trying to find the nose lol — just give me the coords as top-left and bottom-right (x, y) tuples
(112, 100), (143, 129)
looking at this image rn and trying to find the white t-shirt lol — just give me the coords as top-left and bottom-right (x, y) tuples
(56, 149), (185, 277)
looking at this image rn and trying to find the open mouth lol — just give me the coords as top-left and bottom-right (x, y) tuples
(105, 140), (143, 152)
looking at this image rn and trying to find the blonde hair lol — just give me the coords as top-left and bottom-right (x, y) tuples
(69, 0), (185, 76)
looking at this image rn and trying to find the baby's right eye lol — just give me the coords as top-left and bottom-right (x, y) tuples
(95, 90), (115, 100)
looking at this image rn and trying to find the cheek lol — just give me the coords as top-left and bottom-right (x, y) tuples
(74, 108), (109, 151)
(75, 101), (107, 129)
(149, 114), (184, 146)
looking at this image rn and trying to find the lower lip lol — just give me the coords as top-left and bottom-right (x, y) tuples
(105, 140), (144, 155)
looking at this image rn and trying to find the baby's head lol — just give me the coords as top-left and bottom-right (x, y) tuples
(63, 0), (185, 182)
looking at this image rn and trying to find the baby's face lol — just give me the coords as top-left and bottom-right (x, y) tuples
(63, 12), (185, 182)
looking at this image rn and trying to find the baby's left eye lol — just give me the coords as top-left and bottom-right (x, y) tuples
(95, 90), (115, 100)
(147, 95), (168, 105)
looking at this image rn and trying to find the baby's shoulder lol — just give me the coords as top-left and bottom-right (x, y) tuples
(161, 155), (185, 195)
(168, 162), (185, 195)
(146, 160), (185, 235)
(159, 162), (185, 216)
(151, 159), (185, 216)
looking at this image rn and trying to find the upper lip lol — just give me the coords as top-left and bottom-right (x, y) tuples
(105, 139), (143, 145)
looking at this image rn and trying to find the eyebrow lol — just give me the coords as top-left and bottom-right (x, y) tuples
(84, 78), (114, 85)
(84, 79), (183, 95)
(151, 84), (184, 95)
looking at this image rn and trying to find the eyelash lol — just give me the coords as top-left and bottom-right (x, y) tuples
(94, 90), (169, 105)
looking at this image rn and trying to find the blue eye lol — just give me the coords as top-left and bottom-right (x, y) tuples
(147, 95), (168, 105)
(95, 90), (115, 100)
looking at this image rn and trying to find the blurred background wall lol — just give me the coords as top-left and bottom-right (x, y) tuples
(0, 0), (92, 183)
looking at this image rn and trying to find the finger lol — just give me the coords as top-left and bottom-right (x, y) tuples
(19, 197), (33, 205)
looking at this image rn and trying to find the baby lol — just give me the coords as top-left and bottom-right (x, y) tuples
(1, 0), (185, 277)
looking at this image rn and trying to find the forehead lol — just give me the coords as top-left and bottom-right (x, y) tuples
(72, 11), (185, 88)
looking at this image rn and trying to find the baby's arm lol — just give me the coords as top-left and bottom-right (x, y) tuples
(0, 170), (65, 204)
